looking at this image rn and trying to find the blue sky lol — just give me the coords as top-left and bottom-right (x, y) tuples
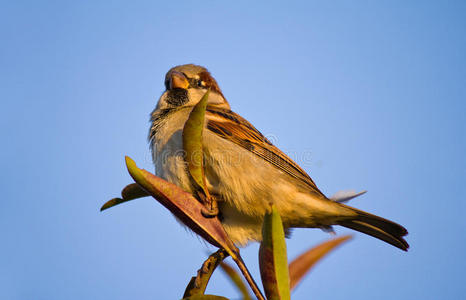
(1, 1), (465, 299)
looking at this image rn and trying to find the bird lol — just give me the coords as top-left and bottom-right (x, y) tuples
(149, 64), (409, 251)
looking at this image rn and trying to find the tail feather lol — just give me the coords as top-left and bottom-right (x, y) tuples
(337, 204), (409, 251)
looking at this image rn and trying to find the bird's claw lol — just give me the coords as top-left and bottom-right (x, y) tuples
(201, 206), (219, 218)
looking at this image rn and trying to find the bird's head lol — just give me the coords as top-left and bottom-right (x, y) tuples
(156, 64), (230, 110)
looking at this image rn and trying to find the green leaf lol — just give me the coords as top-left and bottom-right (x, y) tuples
(182, 90), (210, 195)
(288, 235), (352, 291)
(259, 205), (291, 300)
(100, 183), (149, 211)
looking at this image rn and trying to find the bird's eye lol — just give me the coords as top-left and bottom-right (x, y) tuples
(197, 80), (205, 87)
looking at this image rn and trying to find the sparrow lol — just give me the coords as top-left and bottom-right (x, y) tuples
(149, 64), (409, 251)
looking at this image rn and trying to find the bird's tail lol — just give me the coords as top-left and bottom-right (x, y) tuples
(336, 203), (409, 251)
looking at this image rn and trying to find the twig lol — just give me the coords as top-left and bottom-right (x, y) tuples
(183, 249), (229, 298)
(230, 254), (266, 300)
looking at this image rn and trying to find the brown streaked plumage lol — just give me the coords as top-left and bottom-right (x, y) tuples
(206, 107), (325, 198)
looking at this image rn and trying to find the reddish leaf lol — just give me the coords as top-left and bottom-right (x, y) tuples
(289, 235), (352, 291)
(124, 156), (236, 253)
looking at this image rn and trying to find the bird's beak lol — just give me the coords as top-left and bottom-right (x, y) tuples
(168, 71), (190, 90)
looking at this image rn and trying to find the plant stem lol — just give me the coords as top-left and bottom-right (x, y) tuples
(231, 255), (266, 300)
(183, 249), (229, 298)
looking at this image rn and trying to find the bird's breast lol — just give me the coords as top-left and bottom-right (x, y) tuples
(150, 108), (194, 193)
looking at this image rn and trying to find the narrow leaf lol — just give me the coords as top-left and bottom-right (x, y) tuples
(121, 183), (149, 199)
(219, 262), (253, 300)
(101, 183), (149, 211)
(289, 235), (352, 291)
(124, 156), (236, 252)
(259, 205), (291, 300)
(183, 90), (210, 195)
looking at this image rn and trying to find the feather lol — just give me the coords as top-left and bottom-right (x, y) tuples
(205, 106), (325, 199)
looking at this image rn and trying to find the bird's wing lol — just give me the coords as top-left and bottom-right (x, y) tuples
(205, 106), (325, 198)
